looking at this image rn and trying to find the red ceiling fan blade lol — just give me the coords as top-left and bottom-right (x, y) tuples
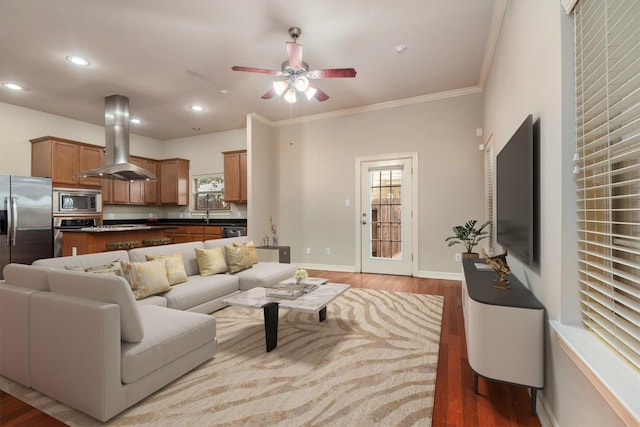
(261, 89), (276, 99)
(231, 66), (281, 75)
(309, 68), (357, 79)
(286, 42), (303, 69)
(313, 87), (330, 102)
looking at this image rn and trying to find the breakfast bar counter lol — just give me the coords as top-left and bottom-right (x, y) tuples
(61, 225), (175, 256)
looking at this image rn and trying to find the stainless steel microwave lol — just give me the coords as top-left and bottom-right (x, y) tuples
(53, 188), (102, 215)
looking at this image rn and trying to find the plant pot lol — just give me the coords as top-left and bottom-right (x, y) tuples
(462, 252), (479, 259)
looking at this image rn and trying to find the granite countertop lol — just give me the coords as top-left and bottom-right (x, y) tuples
(63, 225), (177, 233)
(103, 218), (247, 227)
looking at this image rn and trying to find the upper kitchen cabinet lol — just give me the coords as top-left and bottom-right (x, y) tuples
(144, 159), (159, 205)
(31, 136), (103, 188)
(159, 158), (189, 205)
(223, 150), (247, 203)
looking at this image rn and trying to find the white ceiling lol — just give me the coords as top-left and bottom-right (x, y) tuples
(0, 0), (499, 140)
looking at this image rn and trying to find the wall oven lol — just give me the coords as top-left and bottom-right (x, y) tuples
(52, 188), (102, 256)
(53, 188), (102, 216)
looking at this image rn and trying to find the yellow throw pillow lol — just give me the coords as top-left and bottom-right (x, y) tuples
(224, 245), (253, 274)
(233, 240), (259, 264)
(145, 252), (188, 285)
(121, 259), (171, 300)
(195, 247), (228, 276)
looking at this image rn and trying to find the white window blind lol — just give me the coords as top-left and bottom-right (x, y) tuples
(485, 143), (495, 253)
(575, 0), (640, 370)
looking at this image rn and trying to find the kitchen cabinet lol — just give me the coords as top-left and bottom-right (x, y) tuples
(165, 225), (222, 244)
(31, 136), (103, 188)
(222, 150), (247, 203)
(144, 159), (159, 205)
(160, 158), (189, 205)
(129, 157), (145, 204)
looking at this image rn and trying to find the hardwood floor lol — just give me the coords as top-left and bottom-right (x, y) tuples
(0, 271), (542, 427)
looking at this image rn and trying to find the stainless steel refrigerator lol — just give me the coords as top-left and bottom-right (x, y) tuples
(0, 175), (53, 279)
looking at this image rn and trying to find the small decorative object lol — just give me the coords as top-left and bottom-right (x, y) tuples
(269, 216), (278, 247)
(483, 249), (511, 289)
(294, 268), (308, 285)
(445, 220), (491, 258)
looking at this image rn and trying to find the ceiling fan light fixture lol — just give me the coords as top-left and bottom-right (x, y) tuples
(294, 75), (310, 92)
(304, 86), (317, 101)
(273, 80), (289, 96)
(284, 88), (297, 104)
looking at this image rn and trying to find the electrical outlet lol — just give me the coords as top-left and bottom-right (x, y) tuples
(455, 253), (462, 262)
(325, 248), (331, 256)
(306, 248), (311, 255)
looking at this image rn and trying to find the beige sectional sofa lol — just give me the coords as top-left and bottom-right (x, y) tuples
(0, 236), (297, 421)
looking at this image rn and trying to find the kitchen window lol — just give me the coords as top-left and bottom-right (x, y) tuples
(194, 174), (230, 211)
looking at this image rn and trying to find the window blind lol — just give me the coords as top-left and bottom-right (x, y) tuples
(485, 143), (495, 253)
(575, 0), (640, 370)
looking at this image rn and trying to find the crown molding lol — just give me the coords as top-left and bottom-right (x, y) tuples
(478, 0), (508, 89)
(269, 86), (483, 128)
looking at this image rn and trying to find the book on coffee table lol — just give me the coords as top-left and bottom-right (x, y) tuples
(280, 277), (328, 286)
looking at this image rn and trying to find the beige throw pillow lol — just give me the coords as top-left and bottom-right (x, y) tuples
(121, 259), (171, 300)
(195, 247), (228, 276)
(145, 251), (188, 285)
(233, 240), (259, 264)
(65, 260), (123, 276)
(224, 245), (253, 274)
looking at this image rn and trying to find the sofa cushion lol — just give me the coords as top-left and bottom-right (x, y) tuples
(235, 262), (299, 290)
(129, 241), (204, 277)
(32, 250), (130, 270)
(145, 252), (188, 285)
(47, 269), (144, 343)
(233, 240), (259, 264)
(120, 305), (216, 384)
(3, 263), (52, 291)
(195, 247), (228, 276)
(224, 245), (253, 274)
(162, 274), (239, 311)
(121, 260), (171, 300)
(64, 260), (123, 276)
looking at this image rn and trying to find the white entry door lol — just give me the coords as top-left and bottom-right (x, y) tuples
(360, 158), (413, 275)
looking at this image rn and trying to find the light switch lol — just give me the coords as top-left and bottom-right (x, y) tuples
(345, 199), (350, 207)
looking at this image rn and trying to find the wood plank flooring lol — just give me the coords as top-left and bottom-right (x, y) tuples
(0, 271), (541, 427)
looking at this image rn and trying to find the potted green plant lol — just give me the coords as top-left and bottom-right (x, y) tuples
(445, 220), (491, 258)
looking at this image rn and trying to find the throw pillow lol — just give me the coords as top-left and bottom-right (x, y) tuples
(224, 245), (253, 274)
(65, 260), (123, 276)
(233, 240), (259, 264)
(195, 247), (228, 276)
(145, 251), (188, 285)
(121, 259), (171, 300)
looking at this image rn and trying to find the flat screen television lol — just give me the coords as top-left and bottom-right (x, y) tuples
(496, 114), (535, 265)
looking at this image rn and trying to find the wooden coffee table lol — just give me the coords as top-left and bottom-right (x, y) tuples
(222, 283), (350, 352)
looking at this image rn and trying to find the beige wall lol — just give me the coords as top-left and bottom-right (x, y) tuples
(275, 91), (486, 275)
(0, 102), (161, 176)
(483, 1), (622, 426)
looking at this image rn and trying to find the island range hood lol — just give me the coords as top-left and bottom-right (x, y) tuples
(76, 95), (157, 181)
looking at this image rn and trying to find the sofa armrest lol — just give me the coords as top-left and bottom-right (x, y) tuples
(30, 292), (126, 422)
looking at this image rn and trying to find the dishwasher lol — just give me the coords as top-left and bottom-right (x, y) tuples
(221, 226), (246, 238)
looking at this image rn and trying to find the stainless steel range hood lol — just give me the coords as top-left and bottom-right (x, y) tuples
(76, 95), (157, 181)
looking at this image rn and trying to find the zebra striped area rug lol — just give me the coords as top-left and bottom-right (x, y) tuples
(2, 288), (444, 426)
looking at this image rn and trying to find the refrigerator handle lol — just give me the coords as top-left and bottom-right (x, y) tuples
(5, 196), (11, 247)
(10, 196), (17, 246)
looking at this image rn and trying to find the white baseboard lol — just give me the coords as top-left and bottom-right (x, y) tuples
(416, 270), (463, 281)
(295, 263), (356, 273)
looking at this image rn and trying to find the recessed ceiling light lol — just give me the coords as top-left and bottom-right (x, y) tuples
(130, 118), (142, 124)
(189, 105), (205, 112)
(1, 82), (23, 90)
(220, 89), (230, 95)
(66, 55), (91, 66)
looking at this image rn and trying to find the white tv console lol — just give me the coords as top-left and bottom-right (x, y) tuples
(461, 259), (545, 415)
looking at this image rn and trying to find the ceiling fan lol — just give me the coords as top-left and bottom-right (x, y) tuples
(231, 27), (357, 103)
